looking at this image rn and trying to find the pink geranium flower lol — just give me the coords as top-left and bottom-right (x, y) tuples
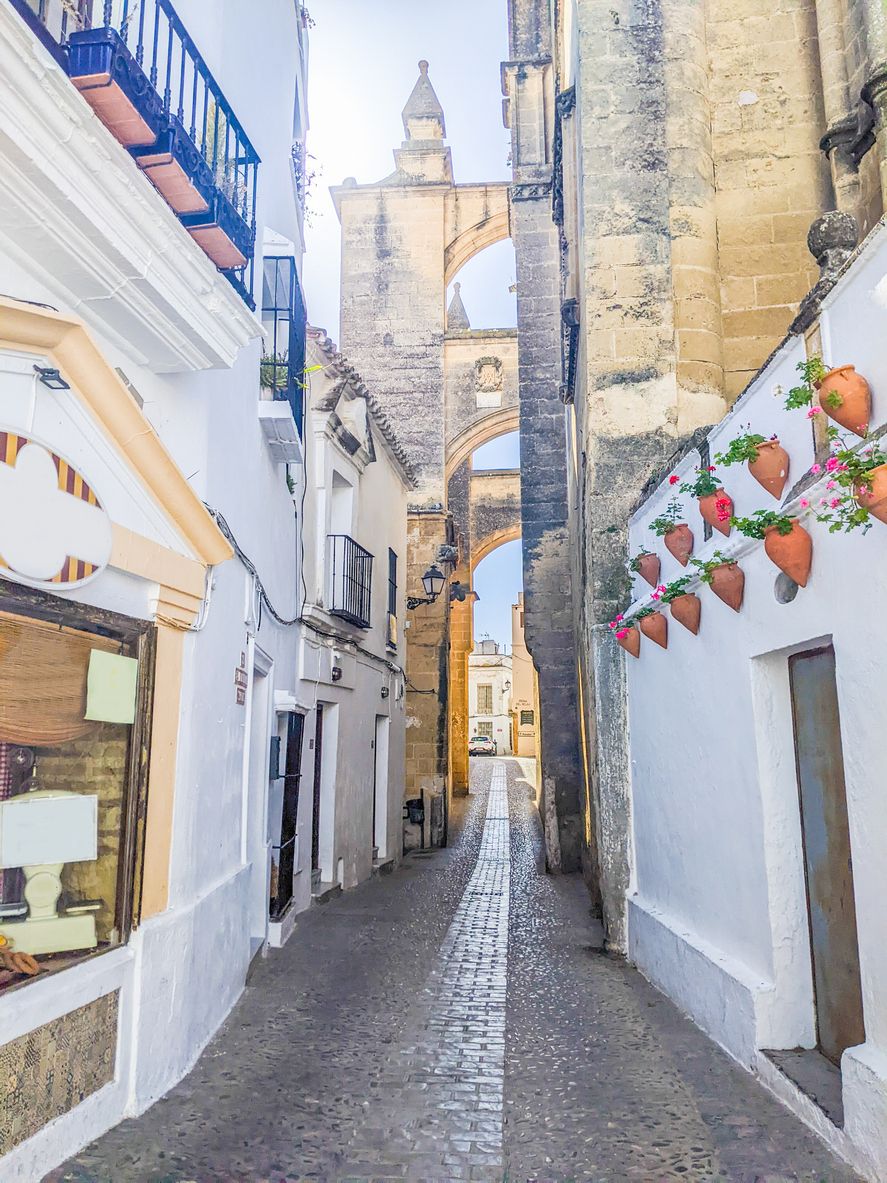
(810, 464), (822, 474)
(616, 628), (630, 640)
(807, 407), (823, 418)
(799, 498), (809, 508)
(825, 457), (840, 472)
(830, 498), (842, 508)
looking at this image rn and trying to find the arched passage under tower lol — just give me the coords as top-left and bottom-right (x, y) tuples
(333, 59), (583, 871)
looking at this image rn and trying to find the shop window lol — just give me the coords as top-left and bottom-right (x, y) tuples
(477, 684), (493, 714)
(0, 589), (153, 993)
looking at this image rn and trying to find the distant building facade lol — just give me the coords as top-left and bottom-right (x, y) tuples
(511, 595), (538, 758)
(468, 640), (513, 756)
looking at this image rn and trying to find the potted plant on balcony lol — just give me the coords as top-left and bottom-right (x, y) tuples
(650, 497), (694, 566)
(784, 356), (872, 438)
(608, 614), (640, 658)
(715, 429), (790, 500)
(691, 551), (745, 612)
(732, 510), (813, 586)
(636, 604), (668, 650)
(659, 576), (701, 635)
(809, 432), (887, 532)
(679, 467), (733, 536)
(260, 351), (288, 396)
(629, 550), (661, 588)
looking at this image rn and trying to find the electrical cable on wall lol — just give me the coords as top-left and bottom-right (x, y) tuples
(202, 501), (406, 682)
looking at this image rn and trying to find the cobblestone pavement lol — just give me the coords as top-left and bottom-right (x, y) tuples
(51, 759), (860, 1183)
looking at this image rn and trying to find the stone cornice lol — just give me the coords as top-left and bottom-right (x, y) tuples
(0, 5), (261, 372)
(307, 328), (418, 489)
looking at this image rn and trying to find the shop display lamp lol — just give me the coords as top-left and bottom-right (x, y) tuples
(0, 790), (100, 956)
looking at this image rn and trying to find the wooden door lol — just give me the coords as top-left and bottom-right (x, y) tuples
(789, 646), (865, 1064)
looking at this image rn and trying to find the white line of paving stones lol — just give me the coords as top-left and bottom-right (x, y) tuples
(345, 761), (511, 1180)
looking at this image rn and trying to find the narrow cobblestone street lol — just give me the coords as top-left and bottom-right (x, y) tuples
(51, 760), (859, 1183)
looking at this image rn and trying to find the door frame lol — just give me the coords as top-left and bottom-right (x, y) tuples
(373, 714), (390, 860)
(242, 641), (274, 956)
(750, 636), (867, 1056)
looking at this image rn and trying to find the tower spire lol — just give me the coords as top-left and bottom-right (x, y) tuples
(402, 59), (446, 142)
(447, 282), (470, 331)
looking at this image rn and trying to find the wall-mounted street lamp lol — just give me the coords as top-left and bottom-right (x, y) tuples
(33, 365), (70, 391)
(407, 564), (447, 610)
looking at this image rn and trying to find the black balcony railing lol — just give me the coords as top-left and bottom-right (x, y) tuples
(328, 535), (373, 629)
(261, 256), (307, 435)
(12, 0), (260, 307)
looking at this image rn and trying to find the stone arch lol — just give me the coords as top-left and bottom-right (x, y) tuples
(444, 209), (511, 288)
(445, 407), (521, 479)
(470, 523), (522, 575)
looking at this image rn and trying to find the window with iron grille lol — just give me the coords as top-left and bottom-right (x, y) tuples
(477, 684), (493, 714)
(387, 549), (398, 648)
(520, 709), (535, 726)
(261, 256), (307, 435)
(327, 535), (373, 629)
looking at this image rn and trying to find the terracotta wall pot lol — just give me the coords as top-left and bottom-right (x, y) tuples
(635, 553), (661, 587)
(698, 489), (733, 536)
(748, 439), (790, 500)
(616, 627), (641, 658)
(709, 562), (745, 612)
(816, 365), (871, 437)
(763, 520), (813, 586)
(669, 593), (701, 635)
(664, 523), (694, 566)
(854, 464), (887, 524)
(638, 613), (668, 649)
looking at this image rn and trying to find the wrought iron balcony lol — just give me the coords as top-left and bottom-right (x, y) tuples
(261, 257), (307, 437)
(328, 535), (373, 629)
(11, 0), (260, 308)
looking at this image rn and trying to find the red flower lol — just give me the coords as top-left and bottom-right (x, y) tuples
(616, 628), (630, 640)
(707, 465), (717, 472)
(668, 475), (680, 485)
(715, 496), (732, 522)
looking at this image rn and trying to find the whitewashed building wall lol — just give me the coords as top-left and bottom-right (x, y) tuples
(623, 221), (887, 1181)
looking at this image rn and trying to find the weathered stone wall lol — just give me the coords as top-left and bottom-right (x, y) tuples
(404, 509), (451, 848)
(504, 1), (587, 875)
(707, 0), (830, 398)
(547, 0), (887, 948)
(443, 331), (518, 458)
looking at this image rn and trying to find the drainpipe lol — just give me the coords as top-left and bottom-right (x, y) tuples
(814, 0), (860, 216)
(859, 0), (887, 209)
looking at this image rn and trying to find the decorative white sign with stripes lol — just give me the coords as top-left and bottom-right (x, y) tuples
(0, 429), (113, 590)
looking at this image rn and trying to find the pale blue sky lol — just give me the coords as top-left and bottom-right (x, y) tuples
(303, 0), (521, 648)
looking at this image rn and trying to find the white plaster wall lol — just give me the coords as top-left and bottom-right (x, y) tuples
(624, 221), (887, 1180)
(0, 2), (311, 1173)
(294, 365), (411, 895)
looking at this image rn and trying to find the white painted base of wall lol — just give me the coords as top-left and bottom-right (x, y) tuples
(628, 894), (887, 1182)
(0, 866), (256, 1180)
(627, 894), (763, 1067)
(268, 890), (301, 949)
